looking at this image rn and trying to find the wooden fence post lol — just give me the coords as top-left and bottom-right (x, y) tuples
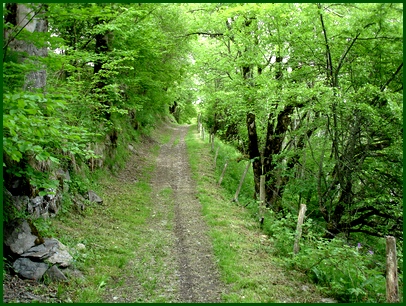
(232, 160), (251, 203)
(197, 113), (201, 132)
(214, 146), (220, 168)
(218, 160), (228, 186)
(211, 134), (214, 152)
(386, 236), (399, 303)
(293, 204), (307, 254)
(259, 175), (265, 223)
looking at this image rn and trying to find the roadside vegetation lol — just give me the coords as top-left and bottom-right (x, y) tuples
(186, 126), (403, 303)
(27, 126), (173, 303)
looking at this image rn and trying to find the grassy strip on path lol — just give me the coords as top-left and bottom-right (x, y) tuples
(185, 125), (327, 303)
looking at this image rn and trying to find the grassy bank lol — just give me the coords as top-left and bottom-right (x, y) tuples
(185, 125), (326, 303)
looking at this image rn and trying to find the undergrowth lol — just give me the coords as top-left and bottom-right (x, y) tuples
(186, 124), (403, 303)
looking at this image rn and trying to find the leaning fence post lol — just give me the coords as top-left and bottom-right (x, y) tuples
(232, 160), (251, 203)
(259, 175), (265, 224)
(386, 236), (399, 303)
(218, 160), (228, 186)
(293, 204), (307, 254)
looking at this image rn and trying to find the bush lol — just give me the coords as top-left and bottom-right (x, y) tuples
(287, 232), (388, 302)
(258, 210), (396, 302)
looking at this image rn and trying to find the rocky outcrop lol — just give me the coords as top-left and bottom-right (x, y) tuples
(4, 219), (76, 283)
(45, 240), (73, 268)
(4, 220), (37, 255)
(45, 265), (68, 282)
(3, 168), (103, 284)
(5, 187), (63, 219)
(4, 167), (103, 219)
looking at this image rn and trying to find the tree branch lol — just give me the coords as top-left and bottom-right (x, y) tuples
(380, 62), (403, 92)
(176, 32), (223, 38)
(349, 228), (385, 238)
(3, 4), (46, 61)
(356, 36), (402, 41)
(187, 8), (209, 13)
(318, 3), (334, 86)
(349, 206), (397, 228)
(335, 22), (375, 82)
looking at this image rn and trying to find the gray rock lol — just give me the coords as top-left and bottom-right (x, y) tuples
(28, 196), (43, 218)
(45, 240), (73, 267)
(12, 195), (30, 212)
(88, 190), (103, 204)
(56, 169), (70, 182)
(3, 188), (13, 204)
(4, 189), (30, 213)
(21, 244), (50, 259)
(321, 298), (337, 303)
(13, 258), (49, 281)
(21, 238), (59, 259)
(63, 267), (84, 279)
(128, 144), (135, 152)
(44, 189), (56, 203)
(30, 196), (43, 208)
(45, 190), (61, 216)
(4, 220), (38, 255)
(51, 169), (70, 193)
(72, 194), (86, 211)
(44, 265), (68, 282)
(76, 243), (86, 251)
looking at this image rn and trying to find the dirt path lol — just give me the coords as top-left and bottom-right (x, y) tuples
(2, 122), (332, 303)
(150, 123), (226, 302)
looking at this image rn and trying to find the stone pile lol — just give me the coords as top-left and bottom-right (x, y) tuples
(3, 167), (104, 284)
(4, 219), (77, 282)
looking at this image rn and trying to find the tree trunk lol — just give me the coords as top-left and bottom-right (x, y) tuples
(246, 112), (262, 197)
(262, 105), (294, 211)
(4, 3), (48, 90)
(92, 18), (112, 120)
(272, 112), (319, 212)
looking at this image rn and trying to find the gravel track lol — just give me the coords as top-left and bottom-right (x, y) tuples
(151, 123), (226, 302)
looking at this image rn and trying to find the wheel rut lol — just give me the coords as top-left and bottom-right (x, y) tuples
(150, 123), (226, 302)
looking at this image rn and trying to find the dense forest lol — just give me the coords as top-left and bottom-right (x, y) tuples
(2, 3), (403, 303)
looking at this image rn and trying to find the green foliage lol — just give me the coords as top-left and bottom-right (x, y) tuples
(3, 91), (99, 193)
(212, 141), (254, 204)
(262, 211), (296, 256)
(263, 212), (403, 303)
(288, 237), (388, 303)
(69, 172), (91, 195)
(190, 2), (403, 240)
(3, 3), (194, 217)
